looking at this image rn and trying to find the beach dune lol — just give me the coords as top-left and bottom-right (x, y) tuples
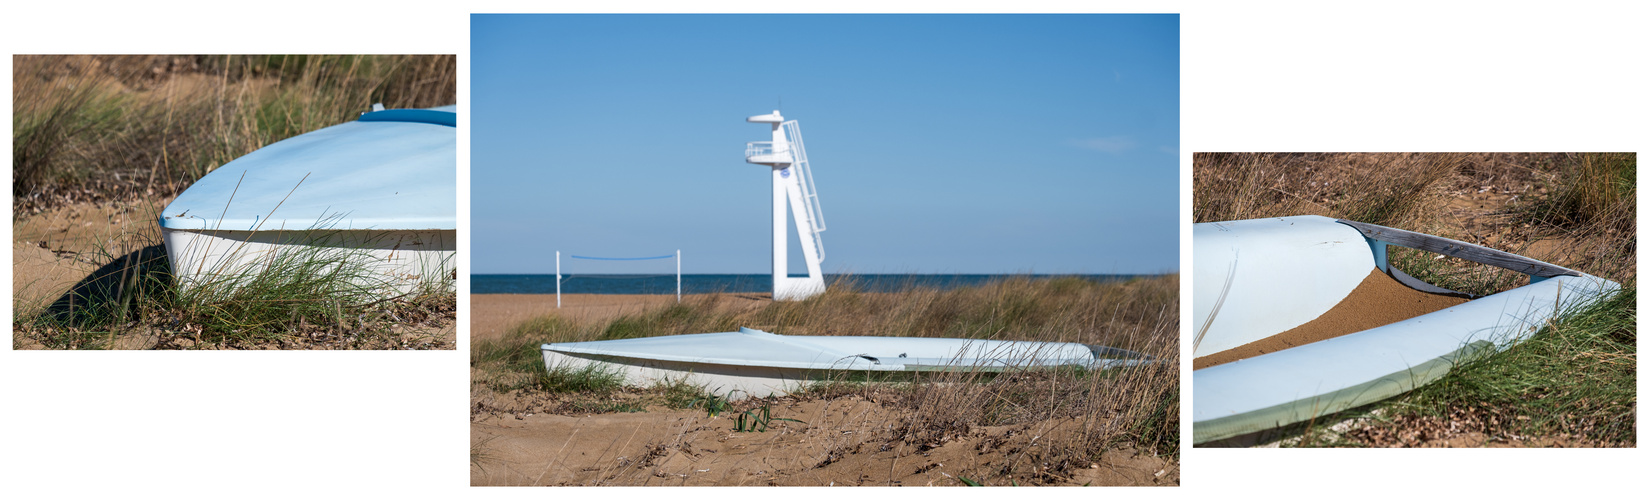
(469, 293), (771, 342)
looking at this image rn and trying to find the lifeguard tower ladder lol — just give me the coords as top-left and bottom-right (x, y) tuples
(745, 110), (826, 301)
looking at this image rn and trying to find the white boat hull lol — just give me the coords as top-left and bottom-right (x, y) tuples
(1192, 216), (1618, 444)
(544, 349), (837, 398)
(543, 328), (1146, 399)
(158, 105), (457, 296)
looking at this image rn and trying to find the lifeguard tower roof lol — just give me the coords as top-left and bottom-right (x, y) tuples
(746, 110), (784, 123)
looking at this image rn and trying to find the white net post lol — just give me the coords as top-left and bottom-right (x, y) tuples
(555, 251), (561, 308)
(676, 249), (682, 304)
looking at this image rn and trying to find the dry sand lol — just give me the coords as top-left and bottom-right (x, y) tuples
(1194, 268), (1468, 369)
(471, 396), (1175, 486)
(12, 199), (165, 315)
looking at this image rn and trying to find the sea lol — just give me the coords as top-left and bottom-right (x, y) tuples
(471, 274), (1147, 295)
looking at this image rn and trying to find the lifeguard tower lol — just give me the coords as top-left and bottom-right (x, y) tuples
(745, 111), (826, 301)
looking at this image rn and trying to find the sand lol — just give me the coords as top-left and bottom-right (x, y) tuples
(12, 199), (165, 315)
(470, 397), (1176, 486)
(1193, 269), (1468, 369)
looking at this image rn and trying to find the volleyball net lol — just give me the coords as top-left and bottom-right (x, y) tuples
(556, 250), (680, 307)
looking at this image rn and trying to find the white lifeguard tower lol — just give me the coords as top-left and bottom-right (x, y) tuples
(745, 111), (826, 301)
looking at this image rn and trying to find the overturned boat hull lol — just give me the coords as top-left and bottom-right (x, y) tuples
(543, 327), (1146, 399)
(1192, 215), (1617, 444)
(159, 106), (457, 293)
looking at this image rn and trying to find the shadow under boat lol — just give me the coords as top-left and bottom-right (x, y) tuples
(39, 244), (171, 327)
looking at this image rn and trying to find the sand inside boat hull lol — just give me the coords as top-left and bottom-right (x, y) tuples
(1194, 268), (1468, 369)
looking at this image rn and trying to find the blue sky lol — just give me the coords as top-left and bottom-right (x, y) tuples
(471, 14), (1179, 275)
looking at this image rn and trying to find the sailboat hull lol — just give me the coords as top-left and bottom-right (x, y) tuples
(543, 328), (1145, 399)
(1192, 216), (1618, 444)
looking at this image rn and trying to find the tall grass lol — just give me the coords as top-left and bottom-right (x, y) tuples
(498, 275), (1174, 349)
(1193, 152), (1460, 228)
(472, 275), (1181, 465)
(171, 231), (408, 344)
(865, 321), (1179, 464)
(13, 54), (456, 211)
(1511, 152), (1638, 283)
(1519, 153), (1636, 233)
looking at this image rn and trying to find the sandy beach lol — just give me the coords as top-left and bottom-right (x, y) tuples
(472, 396), (1174, 486)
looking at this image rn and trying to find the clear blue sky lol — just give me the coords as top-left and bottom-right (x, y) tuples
(471, 14), (1179, 275)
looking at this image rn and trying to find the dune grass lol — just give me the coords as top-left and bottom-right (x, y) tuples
(173, 227), (455, 344)
(470, 275), (1180, 478)
(13, 54), (456, 212)
(493, 275), (1174, 348)
(1192, 152), (1461, 229)
(1192, 152), (1635, 447)
(12, 54), (457, 350)
(1516, 152), (1636, 235)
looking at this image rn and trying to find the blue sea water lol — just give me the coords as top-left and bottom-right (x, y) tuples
(472, 274), (1147, 295)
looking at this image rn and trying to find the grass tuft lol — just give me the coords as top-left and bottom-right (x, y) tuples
(1518, 153), (1635, 233)
(538, 364), (627, 393)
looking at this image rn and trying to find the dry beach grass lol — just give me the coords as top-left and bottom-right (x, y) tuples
(471, 275), (1180, 486)
(14, 55), (456, 212)
(1193, 152), (1635, 447)
(12, 55), (458, 350)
